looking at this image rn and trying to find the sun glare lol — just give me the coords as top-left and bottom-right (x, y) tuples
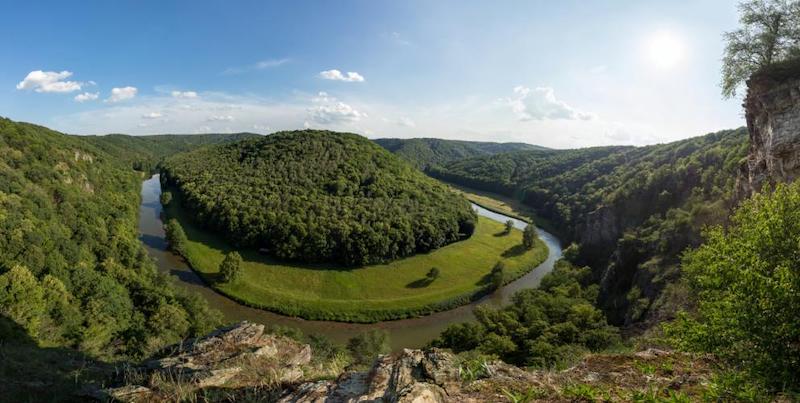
(644, 30), (685, 70)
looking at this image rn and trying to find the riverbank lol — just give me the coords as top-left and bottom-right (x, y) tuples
(162, 183), (548, 323)
(445, 182), (565, 239)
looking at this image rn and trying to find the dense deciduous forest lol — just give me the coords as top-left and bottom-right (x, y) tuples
(84, 132), (260, 173)
(374, 137), (546, 170)
(161, 130), (478, 265)
(0, 117), (222, 359)
(427, 128), (749, 325)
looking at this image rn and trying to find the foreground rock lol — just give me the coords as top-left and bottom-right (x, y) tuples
(94, 321), (311, 401)
(87, 322), (719, 402)
(279, 348), (543, 403)
(280, 347), (715, 403)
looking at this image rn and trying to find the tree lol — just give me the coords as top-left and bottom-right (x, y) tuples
(160, 191), (172, 206)
(426, 267), (440, 280)
(0, 266), (45, 337)
(666, 182), (800, 389)
(490, 261), (505, 289)
(347, 329), (390, 368)
(165, 219), (188, 256)
(219, 251), (243, 284)
(522, 224), (537, 249)
(504, 220), (514, 234)
(721, 0), (800, 98)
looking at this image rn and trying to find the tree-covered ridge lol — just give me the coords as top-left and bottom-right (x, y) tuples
(0, 117), (220, 359)
(430, 128), (749, 325)
(83, 132), (261, 173)
(161, 130), (478, 265)
(374, 137), (547, 170)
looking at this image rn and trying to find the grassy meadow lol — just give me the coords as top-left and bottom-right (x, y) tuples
(163, 188), (548, 322)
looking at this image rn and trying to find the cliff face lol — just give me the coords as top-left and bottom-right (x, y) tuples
(737, 72), (800, 198)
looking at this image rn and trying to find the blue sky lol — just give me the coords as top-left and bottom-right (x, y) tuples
(2, 0), (744, 148)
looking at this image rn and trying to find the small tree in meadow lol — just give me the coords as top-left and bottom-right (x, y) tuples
(504, 220), (514, 234)
(522, 224), (537, 249)
(427, 267), (440, 280)
(490, 261), (505, 289)
(219, 251), (243, 284)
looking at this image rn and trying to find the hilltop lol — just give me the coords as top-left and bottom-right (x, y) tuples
(161, 130), (478, 265)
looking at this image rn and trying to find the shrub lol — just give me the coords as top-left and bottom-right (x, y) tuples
(666, 182), (800, 390)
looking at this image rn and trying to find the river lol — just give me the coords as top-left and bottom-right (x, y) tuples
(138, 175), (562, 350)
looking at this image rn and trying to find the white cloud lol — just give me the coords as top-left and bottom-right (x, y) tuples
(141, 112), (163, 119)
(171, 90), (198, 99)
(74, 92), (99, 102)
(207, 115), (234, 122)
(107, 86), (138, 103)
(16, 70), (83, 93)
(308, 92), (366, 124)
(507, 86), (595, 121)
(223, 58), (290, 75)
(319, 69), (365, 82)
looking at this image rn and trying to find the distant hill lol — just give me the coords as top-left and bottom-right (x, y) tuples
(373, 137), (547, 170)
(161, 130), (477, 265)
(83, 132), (262, 172)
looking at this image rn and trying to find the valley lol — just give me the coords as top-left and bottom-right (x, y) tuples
(140, 174), (561, 348)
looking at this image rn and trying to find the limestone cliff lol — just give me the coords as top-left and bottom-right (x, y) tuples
(737, 63), (800, 198)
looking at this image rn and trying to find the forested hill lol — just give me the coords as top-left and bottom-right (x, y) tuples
(83, 132), (261, 172)
(161, 130), (478, 265)
(0, 117), (221, 361)
(373, 137), (546, 170)
(429, 128), (749, 326)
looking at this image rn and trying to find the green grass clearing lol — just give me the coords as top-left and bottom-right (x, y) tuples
(163, 188), (548, 322)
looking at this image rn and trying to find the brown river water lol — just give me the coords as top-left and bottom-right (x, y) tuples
(138, 175), (562, 350)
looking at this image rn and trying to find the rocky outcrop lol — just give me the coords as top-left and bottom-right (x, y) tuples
(279, 348), (544, 403)
(280, 348), (715, 403)
(737, 69), (800, 198)
(92, 321), (311, 402)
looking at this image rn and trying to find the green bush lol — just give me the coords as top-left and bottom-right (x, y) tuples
(666, 182), (800, 390)
(347, 330), (390, 368)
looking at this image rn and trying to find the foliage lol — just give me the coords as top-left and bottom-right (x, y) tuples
(219, 251), (243, 284)
(721, 0), (800, 98)
(490, 261), (505, 289)
(433, 260), (619, 368)
(522, 224), (536, 249)
(504, 220), (514, 234)
(160, 190), (172, 206)
(0, 117), (221, 359)
(429, 128), (749, 324)
(346, 330), (390, 368)
(666, 182), (800, 390)
(162, 130), (478, 266)
(427, 267), (440, 280)
(374, 137), (545, 170)
(84, 132), (260, 173)
(165, 218), (188, 256)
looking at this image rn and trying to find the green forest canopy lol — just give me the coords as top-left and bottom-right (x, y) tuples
(0, 117), (221, 360)
(161, 130), (478, 265)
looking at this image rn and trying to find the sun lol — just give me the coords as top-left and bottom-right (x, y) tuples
(644, 30), (685, 70)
